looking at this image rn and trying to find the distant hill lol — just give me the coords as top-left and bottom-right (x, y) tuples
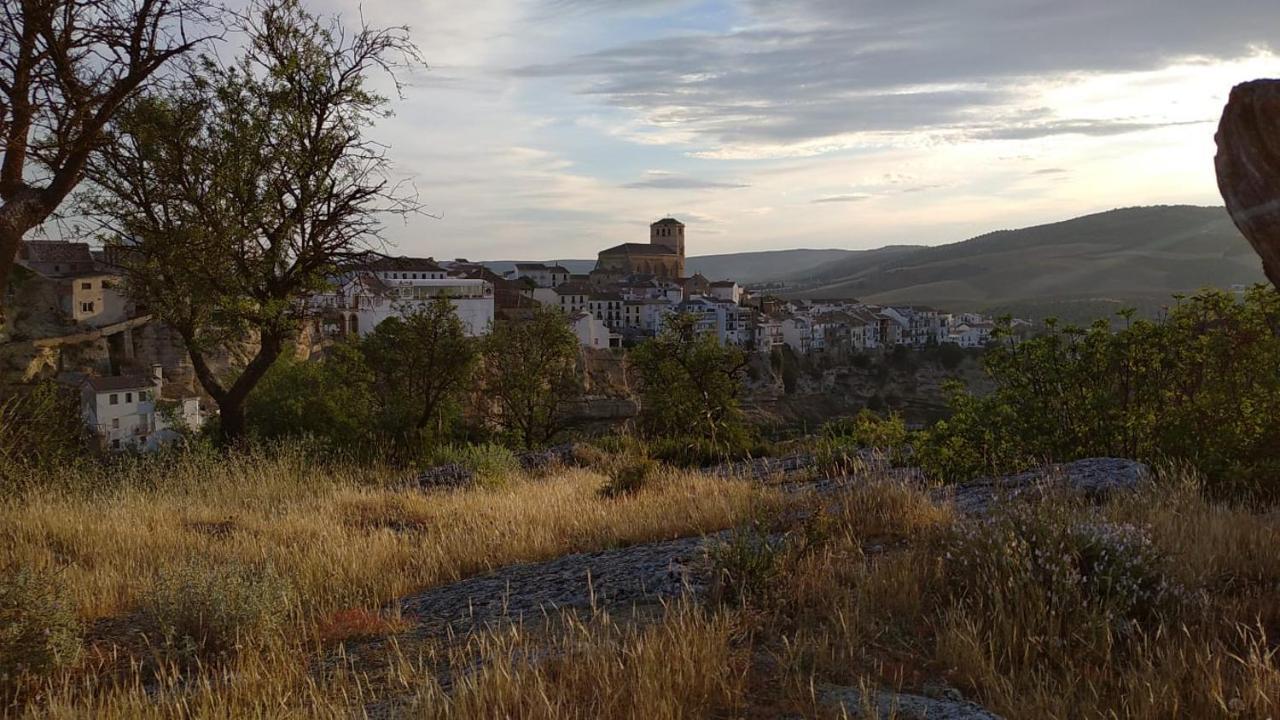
(787, 206), (1266, 318)
(482, 248), (861, 284)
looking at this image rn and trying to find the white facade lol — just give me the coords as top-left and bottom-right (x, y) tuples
(80, 368), (203, 452)
(314, 275), (495, 337)
(512, 263), (571, 288)
(709, 282), (742, 304)
(570, 311), (620, 348)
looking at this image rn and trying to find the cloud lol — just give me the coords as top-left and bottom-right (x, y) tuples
(1032, 168), (1069, 175)
(514, 0), (1280, 156)
(623, 171), (750, 189)
(812, 194), (871, 204)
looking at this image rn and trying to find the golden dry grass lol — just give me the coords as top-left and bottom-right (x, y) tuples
(5, 455), (1280, 719)
(1, 448), (782, 622)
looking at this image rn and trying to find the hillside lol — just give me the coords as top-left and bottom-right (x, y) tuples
(788, 206), (1265, 317)
(483, 248), (859, 284)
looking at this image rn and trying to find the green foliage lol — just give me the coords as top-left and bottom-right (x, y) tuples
(0, 381), (91, 488)
(429, 443), (520, 487)
(918, 288), (1280, 496)
(0, 566), (81, 694)
(478, 307), (582, 449)
(362, 297), (477, 448)
(600, 457), (660, 498)
(246, 342), (375, 451)
(814, 410), (909, 476)
(633, 314), (753, 459)
(90, 0), (419, 444)
(144, 561), (293, 662)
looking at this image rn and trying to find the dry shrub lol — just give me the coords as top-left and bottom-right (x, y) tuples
(0, 565), (80, 696)
(143, 561), (294, 663)
(600, 457), (661, 498)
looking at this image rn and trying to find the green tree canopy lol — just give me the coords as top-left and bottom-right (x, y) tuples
(632, 314), (750, 450)
(478, 307), (581, 450)
(85, 0), (420, 444)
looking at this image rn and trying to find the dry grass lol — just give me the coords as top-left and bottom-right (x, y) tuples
(5, 454), (1280, 719)
(1, 448), (780, 622)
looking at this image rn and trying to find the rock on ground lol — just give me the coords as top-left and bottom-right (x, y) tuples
(821, 685), (1005, 720)
(398, 533), (719, 640)
(944, 457), (1149, 515)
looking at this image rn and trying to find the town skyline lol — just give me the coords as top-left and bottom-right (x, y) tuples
(284, 0), (1280, 261)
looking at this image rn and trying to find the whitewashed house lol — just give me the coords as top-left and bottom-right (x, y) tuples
(79, 367), (202, 452)
(312, 270), (494, 338)
(709, 280), (743, 304)
(570, 311), (620, 348)
(511, 263), (571, 288)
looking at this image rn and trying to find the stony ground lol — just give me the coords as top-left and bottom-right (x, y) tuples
(378, 457), (1147, 719)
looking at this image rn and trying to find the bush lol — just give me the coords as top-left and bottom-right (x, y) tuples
(944, 500), (1182, 668)
(144, 562), (293, 662)
(601, 457), (660, 498)
(0, 380), (91, 488)
(814, 410), (909, 475)
(430, 443), (520, 487)
(709, 524), (785, 608)
(918, 288), (1280, 497)
(0, 566), (81, 694)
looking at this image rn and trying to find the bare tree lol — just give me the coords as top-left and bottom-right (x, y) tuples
(0, 0), (213, 313)
(86, 0), (421, 444)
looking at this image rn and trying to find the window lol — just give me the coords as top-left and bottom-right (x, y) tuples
(139, 390), (149, 402)
(80, 301), (94, 313)
(111, 439), (121, 450)
(81, 282), (92, 290)
(112, 418), (120, 430)
(109, 393), (118, 405)
(125, 392), (132, 403)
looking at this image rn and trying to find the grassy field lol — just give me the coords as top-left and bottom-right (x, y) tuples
(3, 450), (1279, 718)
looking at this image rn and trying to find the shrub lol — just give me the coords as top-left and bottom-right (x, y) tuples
(709, 524), (785, 608)
(0, 566), (81, 694)
(601, 457), (660, 498)
(944, 499), (1182, 669)
(919, 288), (1280, 497)
(144, 562), (293, 662)
(814, 410), (910, 475)
(0, 380), (91, 488)
(430, 443), (520, 487)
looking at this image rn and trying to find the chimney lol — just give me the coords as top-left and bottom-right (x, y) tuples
(152, 363), (164, 383)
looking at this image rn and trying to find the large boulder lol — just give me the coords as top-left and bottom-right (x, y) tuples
(1215, 79), (1280, 290)
(947, 458), (1149, 515)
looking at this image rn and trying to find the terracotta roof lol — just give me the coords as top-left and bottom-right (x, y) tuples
(710, 280), (737, 287)
(598, 243), (676, 256)
(363, 255), (445, 273)
(19, 240), (95, 265)
(554, 282), (593, 295)
(83, 374), (156, 393)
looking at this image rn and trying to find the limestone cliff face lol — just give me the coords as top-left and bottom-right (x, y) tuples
(1216, 79), (1280, 290)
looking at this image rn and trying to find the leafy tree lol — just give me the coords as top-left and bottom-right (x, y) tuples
(0, 0), (213, 314)
(632, 313), (750, 452)
(245, 341), (374, 450)
(478, 307), (580, 450)
(85, 0), (420, 444)
(918, 287), (1280, 497)
(362, 296), (477, 446)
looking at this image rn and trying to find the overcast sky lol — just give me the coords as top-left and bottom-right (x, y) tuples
(309, 0), (1280, 260)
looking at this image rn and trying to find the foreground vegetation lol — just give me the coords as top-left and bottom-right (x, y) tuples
(3, 451), (1277, 718)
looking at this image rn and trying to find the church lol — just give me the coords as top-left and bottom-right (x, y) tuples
(592, 218), (686, 281)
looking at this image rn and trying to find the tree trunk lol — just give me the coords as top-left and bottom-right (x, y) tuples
(0, 189), (49, 315)
(1215, 79), (1280, 291)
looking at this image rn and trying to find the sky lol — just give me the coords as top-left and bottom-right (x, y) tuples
(307, 0), (1280, 261)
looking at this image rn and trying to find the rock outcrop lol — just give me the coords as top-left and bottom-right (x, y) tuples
(821, 685), (1004, 720)
(1215, 79), (1280, 290)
